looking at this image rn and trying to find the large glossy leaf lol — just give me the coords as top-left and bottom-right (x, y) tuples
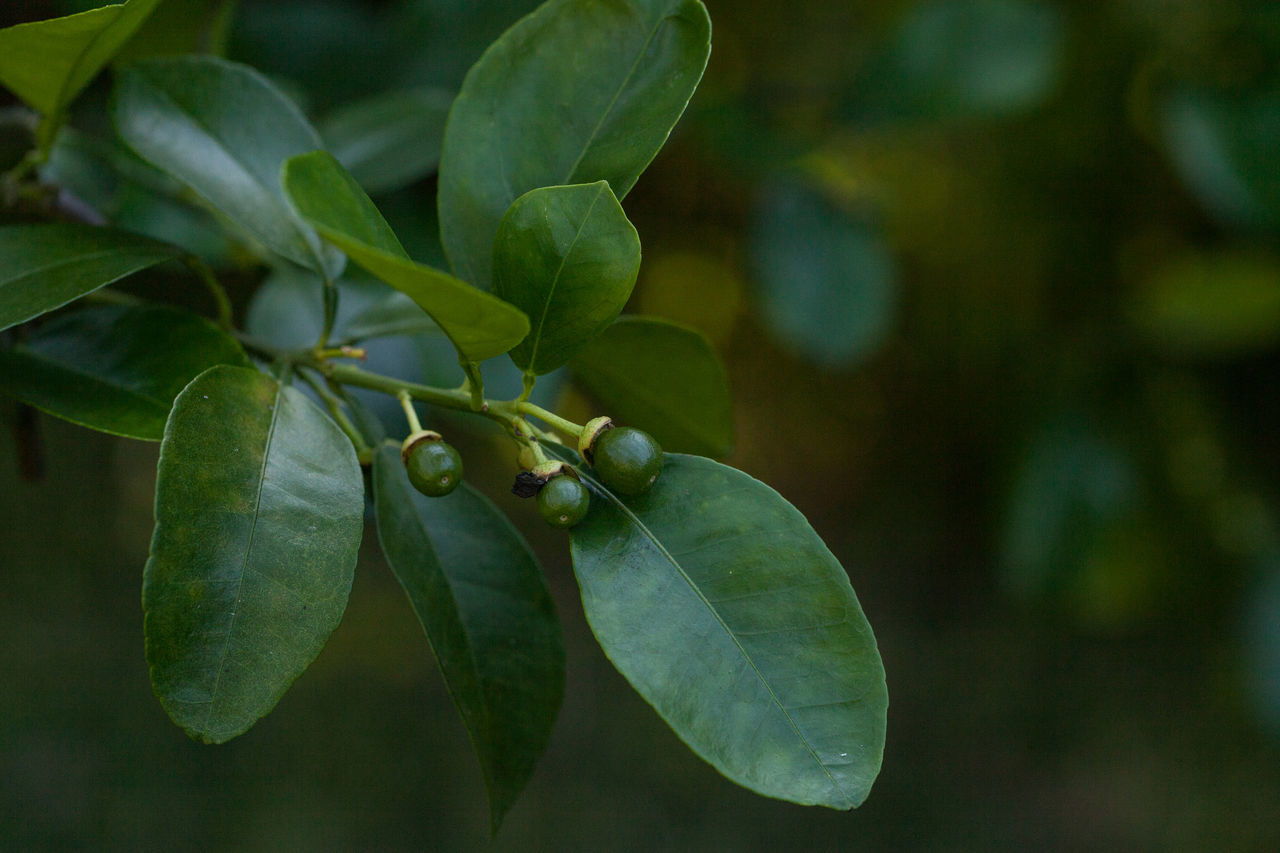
(493, 182), (640, 375)
(0, 0), (162, 116)
(112, 56), (339, 274)
(340, 292), (443, 343)
(750, 179), (897, 367)
(282, 150), (529, 361)
(244, 267), (440, 431)
(438, 0), (711, 288)
(567, 453), (887, 809)
(41, 128), (238, 263)
(0, 303), (249, 440)
(0, 223), (179, 331)
(320, 87), (453, 195)
(372, 444), (564, 830)
(388, 0), (543, 92)
(143, 365), (363, 743)
(568, 315), (731, 457)
(114, 0), (239, 62)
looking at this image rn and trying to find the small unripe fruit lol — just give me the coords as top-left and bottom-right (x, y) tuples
(537, 474), (590, 528)
(402, 430), (463, 497)
(591, 426), (662, 496)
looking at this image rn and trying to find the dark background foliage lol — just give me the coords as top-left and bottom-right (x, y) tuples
(3, 0), (1279, 848)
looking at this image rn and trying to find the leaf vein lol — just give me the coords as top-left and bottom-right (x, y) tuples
(200, 380), (283, 731)
(579, 465), (852, 808)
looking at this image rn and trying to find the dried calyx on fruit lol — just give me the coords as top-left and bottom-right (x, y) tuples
(537, 472), (590, 529)
(511, 459), (569, 498)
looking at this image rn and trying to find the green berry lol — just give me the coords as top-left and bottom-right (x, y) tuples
(537, 475), (590, 528)
(591, 427), (662, 496)
(404, 438), (463, 497)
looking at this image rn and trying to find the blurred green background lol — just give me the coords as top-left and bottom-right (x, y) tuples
(4, 0), (1280, 848)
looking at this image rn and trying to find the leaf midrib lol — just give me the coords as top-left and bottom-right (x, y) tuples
(53, 2), (128, 118)
(2, 244), (169, 292)
(377, 452), (494, 759)
(525, 183), (605, 372)
(558, 7), (672, 188)
(574, 460), (852, 807)
(2, 344), (170, 409)
(127, 71), (324, 271)
(200, 380), (283, 732)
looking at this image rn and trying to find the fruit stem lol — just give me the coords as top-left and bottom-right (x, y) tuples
(298, 369), (370, 454)
(516, 402), (584, 438)
(180, 253), (234, 331)
(398, 391), (424, 434)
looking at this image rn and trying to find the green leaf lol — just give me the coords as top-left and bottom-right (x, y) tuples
(0, 303), (249, 440)
(0, 0), (162, 116)
(320, 87), (453, 195)
(113, 0), (239, 62)
(340, 292), (443, 344)
(438, 0), (711, 288)
(282, 150), (529, 361)
(568, 315), (732, 457)
(493, 182), (640, 375)
(41, 127), (239, 263)
(111, 56), (340, 274)
(750, 179), (897, 367)
(566, 453), (887, 809)
(143, 364), (364, 743)
(0, 223), (179, 332)
(372, 443), (564, 830)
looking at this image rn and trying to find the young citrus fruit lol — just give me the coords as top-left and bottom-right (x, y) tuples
(537, 474), (590, 528)
(591, 426), (662, 496)
(404, 437), (463, 497)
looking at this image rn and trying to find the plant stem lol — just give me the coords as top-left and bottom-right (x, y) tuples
(324, 362), (478, 411)
(298, 369), (370, 454)
(398, 391), (424, 434)
(318, 271), (338, 347)
(181, 254), (234, 330)
(461, 360), (486, 411)
(236, 346), (588, 446)
(516, 401), (585, 438)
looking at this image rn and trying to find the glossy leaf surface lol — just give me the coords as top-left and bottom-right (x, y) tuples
(372, 444), (564, 829)
(340, 292), (444, 343)
(41, 128), (238, 262)
(112, 56), (338, 273)
(750, 180), (897, 367)
(569, 315), (732, 457)
(568, 453), (887, 809)
(0, 304), (248, 440)
(143, 365), (363, 743)
(114, 0), (238, 62)
(0, 0), (161, 116)
(320, 87), (453, 195)
(438, 0), (711, 288)
(493, 182), (640, 375)
(0, 223), (179, 331)
(283, 151), (529, 361)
